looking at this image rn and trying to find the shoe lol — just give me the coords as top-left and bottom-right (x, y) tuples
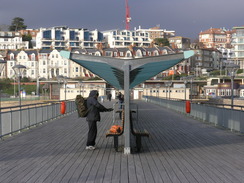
(86, 146), (96, 150)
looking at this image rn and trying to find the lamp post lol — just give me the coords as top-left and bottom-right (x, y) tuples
(165, 81), (172, 100)
(189, 76), (194, 102)
(36, 77), (45, 98)
(63, 76), (68, 101)
(156, 84), (160, 98)
(12, 64), (26, 106)
(78, 81), (83, 96)
(226, 63), (239, 109)
(57, 75), (68, 101)
(0, 59), (6, 125)
(12, 64), (26, 132)
(181, 77), (188, 101)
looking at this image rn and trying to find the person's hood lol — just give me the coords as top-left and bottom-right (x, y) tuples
(89, 90), (99, 97)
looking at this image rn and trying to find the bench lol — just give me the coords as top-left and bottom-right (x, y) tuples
(130, 111), (149, 152)
(106, 111), (124, 152)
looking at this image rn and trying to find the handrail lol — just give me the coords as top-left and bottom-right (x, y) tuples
(0, 100), (76, 138)
(143, 95), (244, 133)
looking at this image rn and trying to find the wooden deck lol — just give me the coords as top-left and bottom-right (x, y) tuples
(1, 100), (244, 183)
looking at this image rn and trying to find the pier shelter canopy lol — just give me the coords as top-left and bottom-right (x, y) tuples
(60, 50), (194, 90)
(60, 50), (194, 154)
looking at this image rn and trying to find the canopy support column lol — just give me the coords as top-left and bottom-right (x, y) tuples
(124, 62), (131, 154)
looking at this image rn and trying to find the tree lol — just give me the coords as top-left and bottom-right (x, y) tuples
(154, 38), (169, 47)
(9, 17), (27, 31)
(22, 34), (33, 48)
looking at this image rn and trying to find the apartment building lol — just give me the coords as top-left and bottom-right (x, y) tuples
(199, 28), (229, 49)
(3, 45), (181, 81)
(137, 26), (175, 39)
(19, 29), (39, 48)
(5, 49), (83, 80)
(0, 31), (29, 50)
(7, 50), (39, 79)
(0, 50), (7, 78)
(102, 26), (175, 48)
(36, 26), (104, 50)
(232, 26), (244, 69)
(190, 48), (221, 76)
(168, 36), (191, 50)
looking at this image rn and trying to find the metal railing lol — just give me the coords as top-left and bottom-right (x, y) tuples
(143, 96), (244, 133)
(0, 100), (76, 138)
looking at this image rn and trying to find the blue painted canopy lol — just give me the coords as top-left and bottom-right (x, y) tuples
(60, 50), (194, 89)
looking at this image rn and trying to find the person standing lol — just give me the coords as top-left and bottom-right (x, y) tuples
(86, 90), (113, 150)
(117, 92), (124, 119)
(107, 92), (112, 101)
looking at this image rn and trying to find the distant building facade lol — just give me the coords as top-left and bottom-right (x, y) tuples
(232, 26), (244, 69)
(199, 28), (230, 49)
(0, 31), (29, 50)
(168, 36), (191, 50)
(102, 26), (175, 48)
(36, 26), (104, 50)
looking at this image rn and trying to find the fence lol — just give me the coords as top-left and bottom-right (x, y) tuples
(0, 100), (76, 138)
(143, 96), (244, 133)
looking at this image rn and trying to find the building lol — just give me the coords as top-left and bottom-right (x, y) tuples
(137, 26), (175, 39)
(0, 50), (7, 78)
(3, 45), (182, 82)
(168, 36), (191, 50)
(199, 28), (229, 49)
(203, 78), (243, 98)
(102, 26), (175, 48)
(18, 29), (39, 48)
(0, 31), (29, 50)
(6, 50), (38, 79)
(5, 49), (95, 80)
(36, 26), (104, 50)
(232, 26), (244, 69)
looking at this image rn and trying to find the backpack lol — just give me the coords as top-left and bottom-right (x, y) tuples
(75, 95), (89, 117)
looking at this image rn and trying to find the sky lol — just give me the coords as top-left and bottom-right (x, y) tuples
(1, 0), (244, 40)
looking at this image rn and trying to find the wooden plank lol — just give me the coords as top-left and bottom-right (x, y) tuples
(1, 101), (244, 182)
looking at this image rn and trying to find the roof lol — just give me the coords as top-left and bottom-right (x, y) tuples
(60, 50), (194, 89)
(199, 28), (226, 35)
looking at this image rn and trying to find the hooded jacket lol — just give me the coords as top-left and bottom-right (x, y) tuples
(86, 90), (108, 121)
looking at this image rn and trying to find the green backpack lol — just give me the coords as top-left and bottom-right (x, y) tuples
(75, 95), (89, 117)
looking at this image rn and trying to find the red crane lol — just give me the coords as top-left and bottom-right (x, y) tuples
(125, 0), (131, 30)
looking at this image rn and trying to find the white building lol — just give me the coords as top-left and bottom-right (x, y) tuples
(36, 26), (104, 50)
(6, 49), (97, 80)
(102, 26), (175, 48)
(0, 31), (29, 50)
(232, 26), (244, 69)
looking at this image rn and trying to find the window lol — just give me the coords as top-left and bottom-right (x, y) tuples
(105, 51), (112, 57)
(31, 54), (35, 61)
(10, 54), (14, 60)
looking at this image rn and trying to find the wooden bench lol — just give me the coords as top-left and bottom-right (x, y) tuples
(106, 111), (124, 152)
(130, 111), (149, 152)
